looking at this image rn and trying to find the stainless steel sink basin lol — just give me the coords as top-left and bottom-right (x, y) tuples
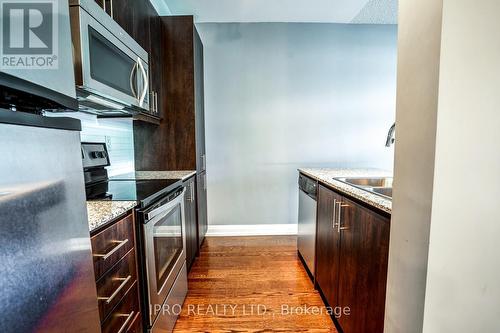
(336, 177), (393, 188)
(334, 177), (393, 199)
(372, 187), (393, 198)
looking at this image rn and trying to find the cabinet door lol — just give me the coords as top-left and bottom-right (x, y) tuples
(194, 27), (206, 172)
(133, 0), (152, 54)
(336, 197), (390, 333)
(197, 171), (208, 247)
(149, 15), (162, 116)
(184, 177), (198, 271)
(110, 0), (134, 39)
(315, 185), (342, 308)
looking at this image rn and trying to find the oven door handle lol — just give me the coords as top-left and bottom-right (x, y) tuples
(145, 188), (185, 221)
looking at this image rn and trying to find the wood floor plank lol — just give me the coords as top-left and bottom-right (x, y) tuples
(173, 236), (337, 333)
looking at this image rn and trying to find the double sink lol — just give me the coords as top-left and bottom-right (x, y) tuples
(334, 177), (393, 200)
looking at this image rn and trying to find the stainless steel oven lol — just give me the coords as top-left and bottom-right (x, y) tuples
(140, 187), (188, 332)
(69, 0), (150, 115)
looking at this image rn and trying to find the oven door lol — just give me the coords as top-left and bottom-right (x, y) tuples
(72, 1), (149, 111)
(143, 189), (186, 326)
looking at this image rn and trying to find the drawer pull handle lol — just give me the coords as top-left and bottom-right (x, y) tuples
(116, 311), (135, 333)
(99, 275), (132, 304)
(337, 202), (350, 233)
(94, 239), (129, 261)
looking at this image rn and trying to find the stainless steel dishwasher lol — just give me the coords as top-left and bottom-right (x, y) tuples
(297, 174), (318, 277)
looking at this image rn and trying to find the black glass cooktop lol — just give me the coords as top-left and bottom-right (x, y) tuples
(86, 179), (182, 208)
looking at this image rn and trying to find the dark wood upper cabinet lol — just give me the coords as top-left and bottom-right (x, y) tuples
(134, 16), (205, 172)
(108, 0), (134, 42)
(95, 0), (152, 54)
(315, 185), (390, 333)
(133, 0), (153, 54)
(194, 28), (206, 171)
(336, 196), (390, 333)
(149, 15), (162, 117)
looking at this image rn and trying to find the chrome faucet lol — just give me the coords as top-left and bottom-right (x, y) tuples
(385, 123), (396, 147)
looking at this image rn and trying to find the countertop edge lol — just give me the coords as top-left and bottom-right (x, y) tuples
(87, 201), (138, 234)
(298, 168), (392, 215)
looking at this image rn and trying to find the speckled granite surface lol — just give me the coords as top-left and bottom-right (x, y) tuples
(298, 168), (393, 214)
(87, 201), (137, 233)
(111, 170), (196, 181)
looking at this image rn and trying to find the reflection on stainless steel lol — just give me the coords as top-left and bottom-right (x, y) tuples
(69, 0), (150, 115)
(297, 174), (317, 276)
(335, 177), (393, 199)
(0, 117), (101, 333)
(372, 187), (393, 198)
(142, 188), (187, 329)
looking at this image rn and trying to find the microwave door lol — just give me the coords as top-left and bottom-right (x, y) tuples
(78, 10), (140, 107)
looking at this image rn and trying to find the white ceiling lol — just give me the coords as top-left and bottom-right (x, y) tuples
(152, 0), (397, 24)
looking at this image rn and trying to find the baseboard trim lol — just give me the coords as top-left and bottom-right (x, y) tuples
(206, 224), (298, 237)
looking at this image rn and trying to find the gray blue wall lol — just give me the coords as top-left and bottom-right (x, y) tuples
(196, 22), (398, 226)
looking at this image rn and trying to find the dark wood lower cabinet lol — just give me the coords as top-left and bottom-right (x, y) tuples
(184, 175), (198, 271)
(316, 185), (342, 308)
(197, 171), (208, 247)
(337, 196), (390, 333)
(314, 184), (390, 333)
(101, 283), (140, 333)
(90, 212), (143, 333)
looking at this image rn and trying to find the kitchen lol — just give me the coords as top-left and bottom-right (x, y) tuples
(0, 1), (499, 333)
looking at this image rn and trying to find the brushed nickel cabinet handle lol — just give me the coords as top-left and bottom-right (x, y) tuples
(332, 199), (337, 229)
(337, 202), (350, 233)
(154, 91), (158, 114)
(94, 239), (129, 261)
(192, 181), (195, 201)
(116, 311), (135, 333)
(189, 182), (195, 202)
(98, 275), (132, 304)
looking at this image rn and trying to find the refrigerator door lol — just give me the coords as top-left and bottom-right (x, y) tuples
(0, 111), (100, 333)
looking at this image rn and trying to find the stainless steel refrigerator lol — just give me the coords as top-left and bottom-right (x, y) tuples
(0, 110), (100, 332)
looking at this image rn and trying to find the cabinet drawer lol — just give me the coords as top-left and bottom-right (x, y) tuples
(91, 214), (135, 280)
(97, 248), (138, 322)
(126, 312), (143, 333)
(101, 283), (140, 333)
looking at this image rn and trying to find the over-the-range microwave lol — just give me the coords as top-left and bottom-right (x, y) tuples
(69, 0), (151, 116)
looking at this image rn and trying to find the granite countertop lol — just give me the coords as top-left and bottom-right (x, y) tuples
(87, 170), (196, 232)
(87, 201), (137, 233)
(298, 168), (393, 214)
(111, 170), (196, 181)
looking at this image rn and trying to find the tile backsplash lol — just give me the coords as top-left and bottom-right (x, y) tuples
(48, 112), (135, 176)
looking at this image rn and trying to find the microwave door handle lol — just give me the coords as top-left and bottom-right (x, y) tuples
(129, 61), (138, 99)
(137, 58), (148, 107)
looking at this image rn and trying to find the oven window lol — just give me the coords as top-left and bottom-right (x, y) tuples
(88, 27), (136, 96)
(153, 203), (183, 290)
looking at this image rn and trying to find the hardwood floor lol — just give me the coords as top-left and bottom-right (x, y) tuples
(173, 236), (337, 332)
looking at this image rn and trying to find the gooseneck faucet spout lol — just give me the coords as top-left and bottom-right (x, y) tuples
(385, 123), (396, 147)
